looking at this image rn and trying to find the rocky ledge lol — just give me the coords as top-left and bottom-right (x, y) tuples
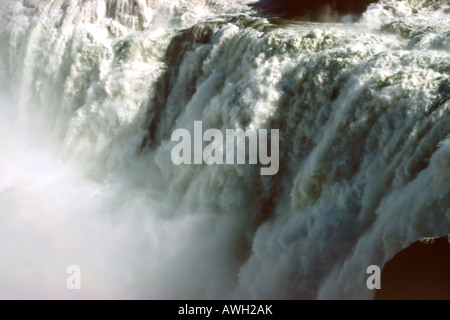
(375, 235), (450, 300)
(251, 0), (378, 22)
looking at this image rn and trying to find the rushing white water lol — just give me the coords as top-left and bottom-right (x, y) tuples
(0, 0), (449, 299)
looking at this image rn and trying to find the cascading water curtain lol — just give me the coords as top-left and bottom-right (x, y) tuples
(0, 0), (448, 299)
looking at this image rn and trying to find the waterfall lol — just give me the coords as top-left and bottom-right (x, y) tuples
(0, 0), (448, 299)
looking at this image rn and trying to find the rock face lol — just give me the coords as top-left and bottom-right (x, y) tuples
(252, 0), (378, 21)
(375, 235), (450, 300)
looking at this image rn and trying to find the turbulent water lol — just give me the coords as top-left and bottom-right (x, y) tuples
(0, 0), (449, 299)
